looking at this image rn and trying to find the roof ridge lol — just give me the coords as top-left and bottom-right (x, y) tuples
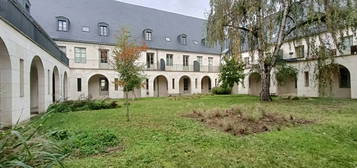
(114, 0), (208, 21)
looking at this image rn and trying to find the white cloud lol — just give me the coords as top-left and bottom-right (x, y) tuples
(116, 0), (210, 19)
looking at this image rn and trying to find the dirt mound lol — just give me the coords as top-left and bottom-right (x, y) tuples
(185, 107), (313, 136)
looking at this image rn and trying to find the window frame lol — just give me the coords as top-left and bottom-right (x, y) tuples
(74, 47), (86, 64)
(98, 22), (109, 36)
(56, 16), (69, 32)
(166, 54), (173, 66)
(295, 45), (305, 58)
(77, 78), (82, 92)
(99, 49), (109, 63)
(183, 55), (189, 67)
(144, 29), (153, 41)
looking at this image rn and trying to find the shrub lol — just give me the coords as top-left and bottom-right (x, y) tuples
(0, 125), (65, 167)
(49, 129), (119, 157)
(47, 99), (119, 113)
(211, 87), (231, 95)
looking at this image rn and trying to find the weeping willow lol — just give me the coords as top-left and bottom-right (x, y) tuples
(207, 0), (357, 101)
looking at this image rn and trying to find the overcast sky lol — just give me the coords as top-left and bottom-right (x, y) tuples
(117, 0), (211, 19)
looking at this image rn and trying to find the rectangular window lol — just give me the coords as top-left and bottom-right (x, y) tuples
(114, 78), (119, 91)
(82, 26), (90, 32)
(182, 37), (187, 45)
(295, 45), (305, 58)
(58, 46), (66, 55)
(304, 72), (309, 87)
(145, 31), (152, 41)
(208, 57), (213, 71)
(184, 78), (189, 91)
(100, 26), (108, 36)
(197, 56), (203, 65)
(58, 20), (67, 31)
(100, 49), (108, 63)
(341, 36), (353, 55)
(20, 59), (24, 97)
(195, 78), (198, 88)
(146, 79), (149, 95)
(166, 54), (173, 66)
(208, 57), (213, 65)
(146, 53), (154, 68)
(183, 55), (189, 66)
(172, 78), (175, 89)
(77, 78), (82, 92)
(100, 78), (108, 91)
(74, 47), (86, 63)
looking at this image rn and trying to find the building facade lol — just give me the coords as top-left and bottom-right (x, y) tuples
(30, 0), (222, 100)
(237, 30), (357, 99)
(0, 0), (69, 127)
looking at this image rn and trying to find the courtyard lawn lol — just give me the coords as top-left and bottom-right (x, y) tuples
(41, 95), (357, 168)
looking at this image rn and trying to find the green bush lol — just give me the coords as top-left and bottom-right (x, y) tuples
(50, 129), (119, 157)
(211, 87), (232, 95)
(47, 99), (119, 113)
(0, 125), (65, 167)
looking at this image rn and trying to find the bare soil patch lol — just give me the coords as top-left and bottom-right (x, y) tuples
(184, 107), (313, 136)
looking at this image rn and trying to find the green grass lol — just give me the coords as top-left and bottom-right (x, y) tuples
(40, 95), (357, 168)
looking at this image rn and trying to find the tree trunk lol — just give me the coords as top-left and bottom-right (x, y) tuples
(125, 91), (130, 121)
(260, 65), (272, 102)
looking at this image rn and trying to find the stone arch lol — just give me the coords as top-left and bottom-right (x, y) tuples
(201, 76), (212, 94)
(88, 74), (109, 99)
(0, 37), (12, 127)
(277, 75), (297, 97)
(248, 72), (261, 96)
(52, 66), (60, 102)
(63, 71), (68, 100)
(320, 64), (351, 98)
(179, 75), (192, 95)
(153, 75), (168, 97)
(30, 56), (45, 114)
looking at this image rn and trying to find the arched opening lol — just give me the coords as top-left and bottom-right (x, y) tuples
(248, 72), (261, 96)
(277, 76), (297, 97)
(179, 76), (191, 95)
(0, 38), (12, 127)
(63, 72), (68, 100)
(320, 64), (351, 98)
(154, 75), (168, 97)
(88, 74), (109, 99)
(52, 66), (60, 102)
(201, 76), (212, 94)
(30, 56), (45, 114)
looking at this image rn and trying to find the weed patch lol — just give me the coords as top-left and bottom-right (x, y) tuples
(185, 106), (313, 136)
(49, 129), (120, 157)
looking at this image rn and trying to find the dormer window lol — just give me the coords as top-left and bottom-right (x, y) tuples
(178, 34), (187, 45)
(98, 22), (109, 36)
(56, 16), (70, 32)
(143, 29), (152, 41)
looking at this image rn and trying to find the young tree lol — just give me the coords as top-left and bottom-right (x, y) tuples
(219, 56), (245, 91)
(207, 0), (356, 101)
(113, 29), (148, 121)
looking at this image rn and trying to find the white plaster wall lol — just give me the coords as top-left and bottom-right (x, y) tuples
(0, 19), (69, 126)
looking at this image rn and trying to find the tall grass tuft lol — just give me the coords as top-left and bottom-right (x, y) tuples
(0, 113), (66, 168)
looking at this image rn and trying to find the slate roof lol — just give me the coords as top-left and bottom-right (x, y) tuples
(30, 0), (222, 55)
(0, 0), (69, 65)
